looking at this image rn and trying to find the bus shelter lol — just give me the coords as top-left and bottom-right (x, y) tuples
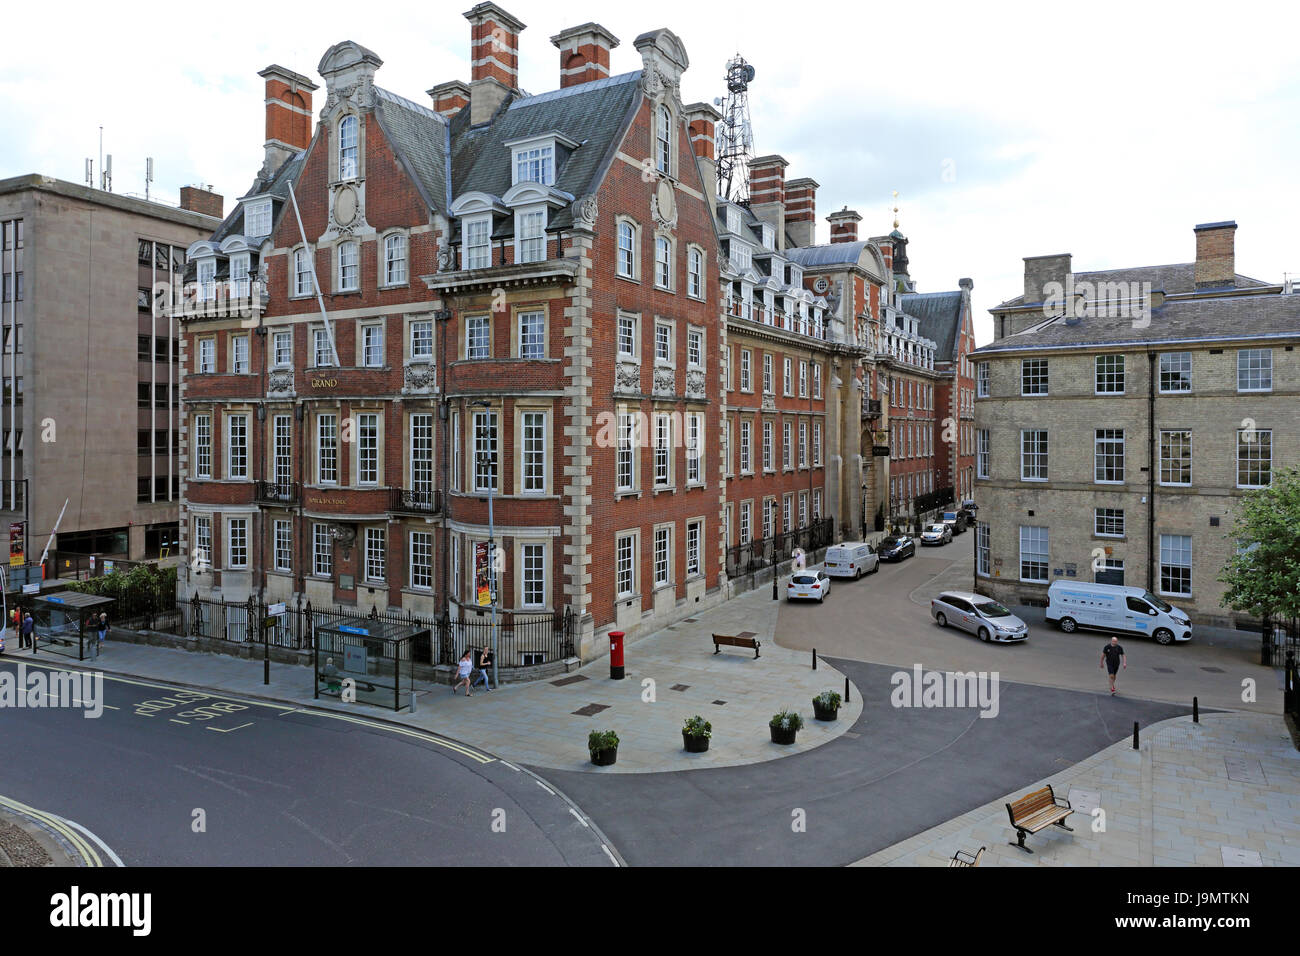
(29, 592), (115, 661)
(314, 618), (424, 712)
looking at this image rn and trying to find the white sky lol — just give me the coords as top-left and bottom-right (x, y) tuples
(3, 0), (1297, 343)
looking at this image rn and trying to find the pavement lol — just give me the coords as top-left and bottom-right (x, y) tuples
(0, 800), (87, 867)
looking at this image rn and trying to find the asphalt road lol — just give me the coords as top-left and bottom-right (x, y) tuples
(545, 660), (1189, 866)
(0, 660), (615, 866)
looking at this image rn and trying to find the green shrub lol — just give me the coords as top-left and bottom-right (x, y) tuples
(769, 709), (804, 731)
(682, 715), (712, 738)
(588, 729), (619, 753)
(814, 690), (842, 710)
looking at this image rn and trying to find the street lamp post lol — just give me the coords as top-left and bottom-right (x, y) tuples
(471, 401), (498, 689)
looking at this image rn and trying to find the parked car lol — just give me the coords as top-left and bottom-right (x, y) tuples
(931, 591), (1029, 643)
(824, 542), (879, 579)
(787, 569), (832, 602)
(920, 523), (952, 546)
(941, 511), (967, 534)
(877, 535), (915, 562)
(1045, 581), (1191, 645)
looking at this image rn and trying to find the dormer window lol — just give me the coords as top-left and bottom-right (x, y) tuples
(515, 208), (546, 264)
(730, 241), (752, 272)
(230, 254), (250, 297)
(726, 207), (741, 235)
(197, 258), (216, 301)
(656, 105), (672, 175)
(463, 216), (492, 269)
(789, 265), (802, 287)
(244, 199), (272, 238)
(761, 224), (774, 250)
(339, 116), (359, 180)
(514, 144), (554, 186)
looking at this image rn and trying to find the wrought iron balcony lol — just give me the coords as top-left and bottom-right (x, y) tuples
(254, 481), (298, 506)
(862, 398), (882, 419)
(388, 487), (443, 516)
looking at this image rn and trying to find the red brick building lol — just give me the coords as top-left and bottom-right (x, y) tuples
(175, 7), (728, 665)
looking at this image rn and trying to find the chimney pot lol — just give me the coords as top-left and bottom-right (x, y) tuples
(465, 2), (526, 90)
(827, 207), (862, 244)
(550, 23), (619, 89)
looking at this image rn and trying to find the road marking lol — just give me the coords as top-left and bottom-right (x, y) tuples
(0, 794), (101, 867)
(318, 712), (493, 764)
(535, 781), (555, 795)
(569, 808), (589, 827)
(169, 719), (189, 725)
(59, 816), (125, 868)
(601, 844), (619, 866)
(500, 761), (521, 773)
(206, 722), (253, 733)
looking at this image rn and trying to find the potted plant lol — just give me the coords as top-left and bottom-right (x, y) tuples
(813, 690), (842, 722)
(769, 709), (804, 745)
(682, 715), (712, 753)
(588, 729), (619, 766)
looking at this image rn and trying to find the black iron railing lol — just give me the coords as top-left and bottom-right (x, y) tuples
(388, 487), (442, 515)
(725, 518), (835, 578)
(255, 481), (298, 505)
(437, 606), (575, 667)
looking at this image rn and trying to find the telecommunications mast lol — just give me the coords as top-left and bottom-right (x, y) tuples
(714, 54), (756, 205)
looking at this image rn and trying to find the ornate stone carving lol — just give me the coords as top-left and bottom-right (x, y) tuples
(573, 194), (599, 230)
(267, 371), (295, 395)
(640, 68), (665, 99)
(761, 393), (775, 411)
(651, 180), (678, 231)
(436, 233), (452, 271)
(615, 361), (641, 393)
(686, 368), (706, 399)
(653, 366), (676, 396)
(403, 363), (435, 393)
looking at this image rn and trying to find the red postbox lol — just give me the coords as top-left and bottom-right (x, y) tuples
(609, 630), (625, 680)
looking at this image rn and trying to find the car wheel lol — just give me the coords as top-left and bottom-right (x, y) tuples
(979, 627), (991, 643)
(936, 612), (947, 628)
(1154, 628), (1173, 646)
(1059, 617), (1077, 633)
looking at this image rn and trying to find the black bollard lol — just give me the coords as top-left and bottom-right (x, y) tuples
(1193, 696), (1199, 723)
(772, 572), (778, 600)
(812, 648), (817, 670)
(844, 676), (851, 704)
(1132, 721), (1140, 750)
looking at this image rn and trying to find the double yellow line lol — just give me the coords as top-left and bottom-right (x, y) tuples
(0, 793), (102, 866)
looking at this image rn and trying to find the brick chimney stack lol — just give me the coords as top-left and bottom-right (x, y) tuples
(684, 102), (721, 208)
(180, 185), (224, 219)
(748, 155), (788, 251)
(784, 177), (819, 248)
(551, 23), (619, 88)
(1194, 220), (1237, 290)
(257, 65), (318, 180)
(465, 3), (525, 123)
(427, 81), (470, 118)
(827, 207), (861, 244)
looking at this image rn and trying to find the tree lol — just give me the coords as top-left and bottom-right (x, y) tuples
(1219, 466), (1300, 621)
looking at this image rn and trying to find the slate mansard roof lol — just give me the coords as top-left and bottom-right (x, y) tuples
(901, 290), (964, 363)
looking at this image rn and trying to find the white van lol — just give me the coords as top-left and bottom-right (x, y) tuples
(1045, 581), (1192, 645)
(823, 542), (879, 579)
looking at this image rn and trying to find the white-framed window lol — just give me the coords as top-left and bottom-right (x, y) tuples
(365, 527), (385, 583)
(813, 488), (823, 521)
(686, 413), (702, 484)
(976, 428), (990, 479)
(1095, 508), (1125, 537)
(313, 328), (334, 367)
(357, 412), (379, 485)
(226, 517), (248, 570)
(193, 414), (212, 479)
(227, 414), (249, 479)
(317, 414), (338, 484)
(463, 216), (492, 269)
(617, 221), (636, 278)
(410, 319), (433, 361)
(799, 421), (808, 467)
(449, 533), (460, 601)
(966, 522), (986, 577)
(1159, 430), (1192, 485)
(617, 409), (637, 491)
(197, 259), (216, 301)
(1095, 354), (1125, 394)
(313, 523), (333, 577)
(1019, 526), (1049, 583)
(230, 253), (251, 298)
(411, 413), (434, 494)
(466, 315), (490, 359)
(976, 361), (989, 397)
(731, 242), (752, 273)
(273, 519), (292, 573)
(384, 233), (408, 285)
(449, 410), (460, 492)
(1021, 429), (1048, 481)
(273, 414), (292, 485)
(739, 419), (752, 473)
(1237, 349), (1272, 392)
(338, 115), (358, 179)
(655, 414), (672, 486)
(686, 521), (701, 578)
(653, 526), (671, 587)
(1159, 534), (1192, 596)
(473, 410), (498, 492)
(762, 420), (773, 471)
(1094, 429), (1125, 483)
(193, 516), (212, 570)
(799, 360), (808, 398)
(294, 247), (314, 297)
(243, 199), (271, 238)
(782, 357), (792, 396)
(514, 144), (554, 186)
(1021, 358), (1048, 395)
(739, 502), (751, 544)
(272, 330), (292, 369)
(522, 543), (546, 607)
(798, 492), (808, 528)
(337, 241), (359, 292)
(197, 338), (215, 374)
(782, 421), (792, 470)
(656, 104), (672, 175)
(655, 322), (672, 363)
(740, 349), (752, 391)
(813, 363), (822, 399)
(362, 324), (384, 368)
(515, 208), (546, 263)
(763, 354), (773, 394)
(654, 236), (671, 289)
(687, 328), (702, 367)
(617, 313), (637, 357)
(518, 310), (546, 360)
(1237, 428), (1272, 488)
(783, 494), (792, 532)
(1159, 352), (1192, 393)
(813, 421), (822, 466)
(410, 531), (433, 590)
(616, 533), (636, 598)
(522, 410), (546, 494)
(687, 247), (703, 298)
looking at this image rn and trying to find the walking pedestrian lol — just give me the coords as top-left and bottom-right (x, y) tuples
(1100, 636), (1126, 695)
(471, 646), (493, 692)
(96, 611), (108, 651)
(453, 650), (474, 696)
(20, 612), (34, 650)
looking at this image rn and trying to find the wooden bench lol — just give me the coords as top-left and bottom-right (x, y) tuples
(712, 633), (761, 659)
(1006, 784), (1074, 852)
(949, 846), (985, 867)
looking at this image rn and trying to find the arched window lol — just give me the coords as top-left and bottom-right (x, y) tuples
(617, 221), (636, 278)
(384, 234), (408, 285)
(656, 105), (672, 174)
(338, 241), (359, 291)
(339, 115), (358, 179)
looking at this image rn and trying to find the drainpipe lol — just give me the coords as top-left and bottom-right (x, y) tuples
(1147, 351), (1156, 591)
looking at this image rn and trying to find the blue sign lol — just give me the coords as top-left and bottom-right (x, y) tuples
(337, 624), (369, 636)
(46, 596), (65, 603)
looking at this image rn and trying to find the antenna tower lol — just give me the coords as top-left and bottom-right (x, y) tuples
(714, 54), (756, 205)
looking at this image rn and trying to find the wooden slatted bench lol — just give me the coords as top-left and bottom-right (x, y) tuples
(1006, 784), (1074, 852)
(949, 846), (985, 867)
(712, 633), (760, 658)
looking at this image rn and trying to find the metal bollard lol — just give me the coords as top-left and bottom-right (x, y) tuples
(844, 676), (851, 704)
(1132, 721), (1140, 750)
(812, 648), (817, 670)
(1193, 696), (1198, 723)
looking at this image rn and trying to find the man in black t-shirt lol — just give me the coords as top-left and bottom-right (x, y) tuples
(1100, 636), (1126, 695)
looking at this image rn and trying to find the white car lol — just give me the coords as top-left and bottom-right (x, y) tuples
(920, 523), (952, 546)
(787, 569), (832, 602)
(931, 591), (1028, 643)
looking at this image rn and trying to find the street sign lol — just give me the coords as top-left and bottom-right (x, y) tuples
(22, 583), (39, 595)
(268, 602), (286, 616)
